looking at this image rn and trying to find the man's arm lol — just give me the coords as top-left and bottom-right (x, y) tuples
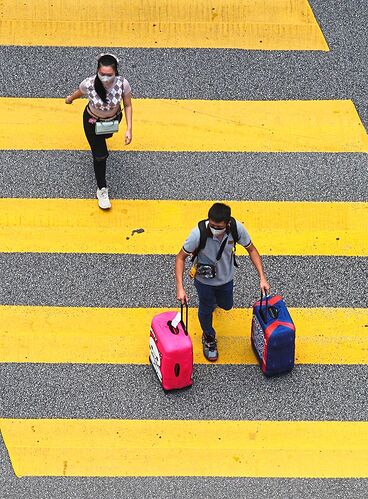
(175, 249), (190, 304)
(245, 243), (270, 295)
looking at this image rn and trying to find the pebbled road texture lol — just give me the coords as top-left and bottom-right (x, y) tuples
(0, 1), (366, 129)
(0, 0), (367, 497)
(1, 364), (367, 421)
(1, 150), (367, 202)
(0, 254), (366, 309)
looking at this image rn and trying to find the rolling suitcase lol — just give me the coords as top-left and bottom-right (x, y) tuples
(251, 293), (295, 376)
(149, 303), (193, 391)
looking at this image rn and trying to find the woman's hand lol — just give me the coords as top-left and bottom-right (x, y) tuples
(125, 129), (132, 145)
(65, 96), (73, 104)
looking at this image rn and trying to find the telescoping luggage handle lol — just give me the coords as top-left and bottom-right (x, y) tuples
(259, 292), (279, 323)
(167, 302), (189, 336)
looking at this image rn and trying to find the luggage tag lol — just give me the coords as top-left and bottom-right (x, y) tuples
(171, 312), (181, 329)
(167, 304), (188, 336)
(167, 311), (182, 335)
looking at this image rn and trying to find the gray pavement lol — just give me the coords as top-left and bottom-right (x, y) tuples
(1, 0), (367, 497)
(1, 364), (367, 421)
(2, 151), (367, 201)
(0, 254), (366, 308)
(0, 1), (367, 128)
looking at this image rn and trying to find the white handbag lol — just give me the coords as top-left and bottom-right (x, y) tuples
(95, 120), (119, 135)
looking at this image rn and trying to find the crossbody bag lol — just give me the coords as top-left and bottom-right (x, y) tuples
(88, 105), (121, 135)
(192, 236), (229, 279)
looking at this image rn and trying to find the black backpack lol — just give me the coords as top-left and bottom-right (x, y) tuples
(191, 216), (240, 267)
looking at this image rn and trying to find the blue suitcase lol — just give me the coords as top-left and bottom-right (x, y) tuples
(251, 293), (295, 376)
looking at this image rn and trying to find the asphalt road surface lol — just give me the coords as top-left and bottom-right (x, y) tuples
(0, 0), (367, 497)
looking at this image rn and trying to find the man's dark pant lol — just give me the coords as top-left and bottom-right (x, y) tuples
(194, 279), (233, 338)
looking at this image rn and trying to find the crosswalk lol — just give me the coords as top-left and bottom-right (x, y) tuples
(0, 199), (366, 255)
(0, 0), (367, 494)
(0, 0), (329, 50)
(2, 419), (367, 477)
(1, 98), (367, 151)
(1, 306), (367, 364)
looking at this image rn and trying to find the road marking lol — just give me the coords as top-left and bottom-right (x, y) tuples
(1, 418), (367, 477)
(0, 198), (366, 256)
(0, 0), (328, 50)
(1, 98), (366, 152)
(1, 306), (366, 365)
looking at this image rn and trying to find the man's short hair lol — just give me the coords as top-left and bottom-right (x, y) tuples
(208, 203), (231, 223)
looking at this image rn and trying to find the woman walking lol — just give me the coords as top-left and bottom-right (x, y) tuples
(65, 53), (132, 209)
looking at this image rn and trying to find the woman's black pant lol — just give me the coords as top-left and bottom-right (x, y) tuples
(83, 106), (122, 189)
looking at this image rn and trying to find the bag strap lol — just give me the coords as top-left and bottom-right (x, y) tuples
(229, 217), (239, 242)
(229, 217), (239, 268)
(216, 236), (229, 261)
(191, 217), (240, 265)
(190, 219), (208, 262)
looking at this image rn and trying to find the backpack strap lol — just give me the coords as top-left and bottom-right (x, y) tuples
(191, 217), (241, 266)
(229, 217), (239, 242)
(190, 219), (209, 262)
(229, 216), (239, 268)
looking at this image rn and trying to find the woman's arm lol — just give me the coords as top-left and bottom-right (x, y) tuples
(65, 89), (83, 104)
(122, 92), (132, 144)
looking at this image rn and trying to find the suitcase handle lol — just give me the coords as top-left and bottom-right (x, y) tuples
(180, 302), (189, 336)
(259, 292), (279, 323)
(259, 292), (269, 323)
(167, 302), (189, 336)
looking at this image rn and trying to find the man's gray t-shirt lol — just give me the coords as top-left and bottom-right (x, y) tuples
(183, 220), (252, 286)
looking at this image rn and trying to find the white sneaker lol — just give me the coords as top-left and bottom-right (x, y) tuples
(97, 187), (111, 209)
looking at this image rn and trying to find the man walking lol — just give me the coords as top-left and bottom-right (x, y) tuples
(175, 202), (270, 361)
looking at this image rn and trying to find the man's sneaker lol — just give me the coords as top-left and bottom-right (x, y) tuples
(202, 333), (218, 362)
(97, 187), (111, 209)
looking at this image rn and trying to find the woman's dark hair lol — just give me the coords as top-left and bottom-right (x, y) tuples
(208, 203), (231, 223)
(94, 54), (119, 103)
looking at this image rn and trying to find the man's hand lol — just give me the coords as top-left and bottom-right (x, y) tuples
(260, 277), (270, 295)
(176, 287), (188, 304)
(65, 96), (73, 104)
(125, 129), (132, 145)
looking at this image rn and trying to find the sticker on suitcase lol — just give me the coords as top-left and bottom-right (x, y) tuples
(252, 315), (265, 360)
(149, 330), (162, 382)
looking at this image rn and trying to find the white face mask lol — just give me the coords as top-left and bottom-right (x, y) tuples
(97, 73), (115, 84)
(210, 227), (226, 237)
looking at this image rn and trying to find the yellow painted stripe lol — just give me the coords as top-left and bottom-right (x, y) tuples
(0, 0), (328, 50)
(0, 199), (366, 256)
(1, 419), (367, 477)
(1, 98), (367, 152)
(1, 306), (367, 365)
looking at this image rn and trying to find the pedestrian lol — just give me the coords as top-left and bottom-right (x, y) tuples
(175, 202), (270, 361)
(65, 53), (133, 209)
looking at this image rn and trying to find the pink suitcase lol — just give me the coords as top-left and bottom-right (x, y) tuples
(149, 303), (193, 391)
